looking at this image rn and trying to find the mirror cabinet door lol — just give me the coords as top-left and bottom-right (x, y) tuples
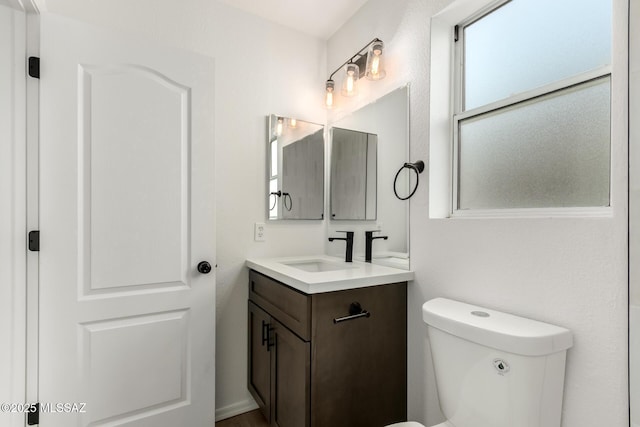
(330, 127), (377, 220)
(327, 85), (410, 270)
(268, 115), (324, 220)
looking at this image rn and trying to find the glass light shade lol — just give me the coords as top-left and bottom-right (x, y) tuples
(341, 63), (359, 97)
(365, 41), (386, 80)
(276, 117), (283, 136)
(288, 118), (297, 128)
(325, 80), (335, 109)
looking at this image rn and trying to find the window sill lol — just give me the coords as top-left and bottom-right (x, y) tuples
(449, 206), (613, 219)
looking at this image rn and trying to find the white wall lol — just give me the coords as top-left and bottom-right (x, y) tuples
(630, 0), (640, 308)
(629, 0), (639, 423)
(38, 0), (327, 418)
(328, 0), (629, 426)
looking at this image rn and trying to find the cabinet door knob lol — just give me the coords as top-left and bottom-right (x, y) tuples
(197, 261), (212, 274)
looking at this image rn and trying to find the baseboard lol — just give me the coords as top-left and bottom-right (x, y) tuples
(215, 398), (259, 421)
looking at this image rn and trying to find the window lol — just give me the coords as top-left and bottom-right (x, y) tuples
(269, 139), (278, 219)
(449, 0), (612, 213)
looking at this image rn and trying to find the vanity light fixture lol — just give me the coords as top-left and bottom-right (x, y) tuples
(324, 38), (386, 109)
(276, 117), (284, 136)
(288, 118), (297, 128)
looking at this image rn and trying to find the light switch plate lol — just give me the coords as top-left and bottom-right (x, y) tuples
(254, 222), (265, 242)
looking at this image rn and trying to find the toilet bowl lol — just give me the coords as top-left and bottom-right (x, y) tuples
(385, 298), (573, 427)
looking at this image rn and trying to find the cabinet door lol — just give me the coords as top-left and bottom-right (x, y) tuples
(311, 283), (407, 427)
(271, 319), (310, 427)
(248, 301), (271, 422)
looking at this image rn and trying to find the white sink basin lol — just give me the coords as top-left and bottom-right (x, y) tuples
(246, 255), (414, 294)
(281, 259), (356, 272)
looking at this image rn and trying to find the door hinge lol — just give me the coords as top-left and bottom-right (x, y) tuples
(454, 25), (460, 42)
(28, 230), (40, 252)
(28, 57), (40, 79)
(26, 402), (39, 425)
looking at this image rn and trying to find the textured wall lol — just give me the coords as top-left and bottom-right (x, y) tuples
(630, 0), (640, 308)
(328, 0), (629, 425)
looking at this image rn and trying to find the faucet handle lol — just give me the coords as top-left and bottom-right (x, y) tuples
(366, 230), (387, 239)
(329, 231), (354, 262)
(328, 230), (354, 241)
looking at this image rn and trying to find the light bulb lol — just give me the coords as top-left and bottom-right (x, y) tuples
(346, 74), (355, 94)
(325, 92), (333, 108)
(365, 41), (386, 81)
(370, 55), (380, 76)
(341, 63), (359, 97)
(324, 80), (335, 109)
(276, 118), (283, 136)
(289, 118), (297, 128)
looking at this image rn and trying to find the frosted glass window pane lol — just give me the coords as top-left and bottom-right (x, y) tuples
(269, 178), (278, 218)
(270, 140), (278, 177)
(458, 77), (610, 210)
(464, 0), (611, 110)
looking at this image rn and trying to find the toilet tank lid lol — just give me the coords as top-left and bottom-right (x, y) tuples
(422, 298), (573, 356)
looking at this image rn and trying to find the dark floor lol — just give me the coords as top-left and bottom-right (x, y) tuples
(215, 409), (269, 427)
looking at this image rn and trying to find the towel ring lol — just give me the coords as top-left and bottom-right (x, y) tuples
(269, 191), (281, 211)
(393, 160), (425, 201)
(282, 192), (292, 211)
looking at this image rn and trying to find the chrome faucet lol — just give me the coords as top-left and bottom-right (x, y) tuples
(328, 231), (354, 262)
(365, 230), (388, 263)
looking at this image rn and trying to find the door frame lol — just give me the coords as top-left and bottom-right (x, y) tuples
(630, 1), (639, 425)
(24, 0), (40, 417)
(1, 0), (39, 425)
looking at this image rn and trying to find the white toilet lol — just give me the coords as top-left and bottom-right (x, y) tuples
(388, 297), (573, 427)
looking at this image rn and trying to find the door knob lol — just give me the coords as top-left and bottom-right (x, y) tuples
(197, 261), (212, 274)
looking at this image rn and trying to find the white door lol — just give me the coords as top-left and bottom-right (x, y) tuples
(39, 14), (216, 427)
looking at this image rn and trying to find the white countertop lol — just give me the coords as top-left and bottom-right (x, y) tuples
(245, 255), (414, 294)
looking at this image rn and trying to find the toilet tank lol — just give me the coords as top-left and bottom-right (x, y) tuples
(423, 298), (573, 427)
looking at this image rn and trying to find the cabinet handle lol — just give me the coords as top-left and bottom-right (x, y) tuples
(261, 320), (269, 346)
(333, 311), (371, 324)
(334, 301), (371, 324)
(262, 320), (274, 351)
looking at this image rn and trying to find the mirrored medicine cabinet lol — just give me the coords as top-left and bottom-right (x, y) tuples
(330, 127), (377, 220)
(327, 85), (411, 269)
(266, 115), (324, 220)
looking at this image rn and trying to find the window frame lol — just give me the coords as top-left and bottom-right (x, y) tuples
(447, 0), (613, 218)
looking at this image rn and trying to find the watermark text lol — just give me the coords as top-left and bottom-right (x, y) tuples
(1, 402), (87, 414)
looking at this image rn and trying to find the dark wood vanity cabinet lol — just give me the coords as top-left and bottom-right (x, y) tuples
(248, 270), (407, 427)
(249, 302), (311, 426)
